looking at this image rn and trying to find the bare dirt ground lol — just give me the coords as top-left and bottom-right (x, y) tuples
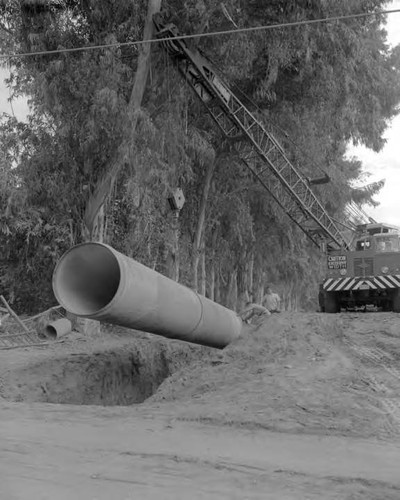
(1, 312), (400, 499)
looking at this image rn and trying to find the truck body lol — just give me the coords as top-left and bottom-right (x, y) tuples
(320, 223), (400, 312)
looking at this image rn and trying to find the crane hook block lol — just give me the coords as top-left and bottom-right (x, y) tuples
(168, 188), (185, 211)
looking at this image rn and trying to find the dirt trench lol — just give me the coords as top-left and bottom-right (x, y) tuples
(0, 333), (214, 405)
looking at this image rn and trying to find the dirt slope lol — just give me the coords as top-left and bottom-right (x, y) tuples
(147, 312), (394, 438)
(2, 312), (399, 439)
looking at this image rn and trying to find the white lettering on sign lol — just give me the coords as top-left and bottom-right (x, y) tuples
(327, 255), (347, 270)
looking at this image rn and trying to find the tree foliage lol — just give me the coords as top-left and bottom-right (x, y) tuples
(0, 0), (399, 312)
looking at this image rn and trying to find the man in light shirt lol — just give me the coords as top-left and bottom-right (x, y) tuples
(262, 286), (281, 313)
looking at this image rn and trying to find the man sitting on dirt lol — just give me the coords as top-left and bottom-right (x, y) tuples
(262, 286), (281, 313)
(238, 302), (271, 324)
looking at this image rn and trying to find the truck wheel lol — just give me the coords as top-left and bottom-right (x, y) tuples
(392, 289), (400, 313)
(324, 292), (340, 313)
(318, 290), (325, 312)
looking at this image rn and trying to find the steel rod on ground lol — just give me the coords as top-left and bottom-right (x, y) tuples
(0, 295), (30, 333)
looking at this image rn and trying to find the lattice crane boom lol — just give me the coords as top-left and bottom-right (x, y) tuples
(153, 15), (351, 251)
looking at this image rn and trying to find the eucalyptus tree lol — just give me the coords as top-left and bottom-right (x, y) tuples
(0, 0), (399, 312)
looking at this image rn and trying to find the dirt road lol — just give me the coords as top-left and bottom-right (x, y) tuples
(1, 401), (400, 500)
(1, 312), (400, 499)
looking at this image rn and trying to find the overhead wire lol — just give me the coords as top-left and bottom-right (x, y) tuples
(1, 4), (392, 226)
(0, 8), (399, 60)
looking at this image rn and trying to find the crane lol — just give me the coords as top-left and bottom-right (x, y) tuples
(153, 14), (400, 314)
(153, 14), (351, 252)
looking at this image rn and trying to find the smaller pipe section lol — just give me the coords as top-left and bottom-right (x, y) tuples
(44, 318), (72, 339)
(52, 243), (242, 348)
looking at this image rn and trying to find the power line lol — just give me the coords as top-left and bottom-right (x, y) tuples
(0, 8), (399, 60)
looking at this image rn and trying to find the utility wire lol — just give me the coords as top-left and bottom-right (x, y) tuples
(0, 8), (399, 60)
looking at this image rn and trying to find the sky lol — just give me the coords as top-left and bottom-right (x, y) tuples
(346, 0), (400, 226)
(1, 3), (400, 225)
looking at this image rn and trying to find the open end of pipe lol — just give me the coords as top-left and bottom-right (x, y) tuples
(53, 244), (121, 316)
(44, 325), (57, 340)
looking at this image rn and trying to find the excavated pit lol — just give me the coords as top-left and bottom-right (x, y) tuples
(0, 336), (213, 406)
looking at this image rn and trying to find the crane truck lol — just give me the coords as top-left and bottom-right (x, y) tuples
(153, 14), (400, 313)
(321, 222), (400, 312)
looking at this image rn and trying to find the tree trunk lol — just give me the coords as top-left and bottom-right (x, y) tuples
(90, 204), (105, 243)
(237, 247), (249, 311)
(255, 265), (266, 304)
(192, 158), (216, 291)
(208, 227), (218, 301)
(199, 247), (206, 296)
(282, 280), (295, 311)
(209, 261), (215, 301)
(215, 265), (221, 303)
(226, 269), (238, 310)
(248, 251), (254, 301)
(83, 0), (162, 241)
(77, 0), (161, 334)
(165, 210), (180, 281)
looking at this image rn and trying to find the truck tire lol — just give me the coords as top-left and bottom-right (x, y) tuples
(392, 289), (400, 313)
(324, 292), (340, 313)
(318, 290), (325, 312)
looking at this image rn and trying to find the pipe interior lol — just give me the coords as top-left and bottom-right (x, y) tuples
(53, 244), (121, 316)
(44, 325), (57, 339)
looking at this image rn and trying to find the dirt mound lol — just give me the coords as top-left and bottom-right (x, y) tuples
(0, 312), (396, 440)
(148, 313), (387, 438)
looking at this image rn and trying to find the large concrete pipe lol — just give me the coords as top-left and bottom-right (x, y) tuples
(52, 243), (242, 348)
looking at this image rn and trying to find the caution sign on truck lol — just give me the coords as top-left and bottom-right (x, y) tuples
(327, 255), (347, 270)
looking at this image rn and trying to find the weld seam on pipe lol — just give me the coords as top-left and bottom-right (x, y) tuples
(187, 291), (204, 337)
